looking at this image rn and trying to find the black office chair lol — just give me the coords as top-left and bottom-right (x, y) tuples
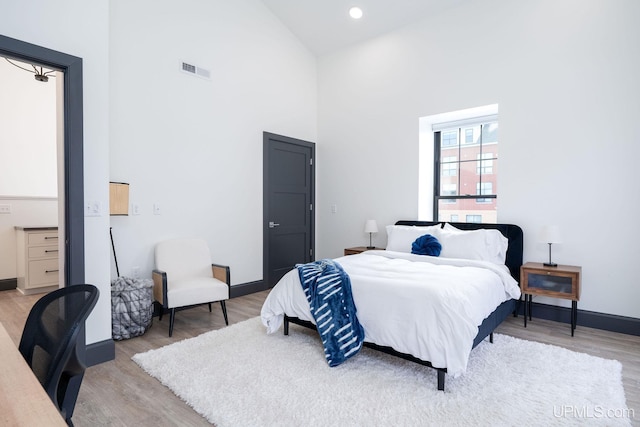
(19, 284), (99, 426)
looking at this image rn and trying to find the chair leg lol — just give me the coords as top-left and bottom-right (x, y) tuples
(59, 373), (83, 426)
(169, 308), (176, 337)
(158, 302), (164, 321)
(220, 300), (229, 325)
(208, 302), (212, 312)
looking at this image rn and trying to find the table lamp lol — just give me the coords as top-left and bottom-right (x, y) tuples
(539, 225), (561, 267)
(364, 220), (378, 249)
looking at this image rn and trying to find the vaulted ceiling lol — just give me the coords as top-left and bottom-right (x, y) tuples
(260, 0), (471, 56)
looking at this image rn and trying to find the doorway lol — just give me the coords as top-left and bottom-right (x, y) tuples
(263, 132), (315, 288)
(0, 35), (85, 288)
(0, 56), (61, 293)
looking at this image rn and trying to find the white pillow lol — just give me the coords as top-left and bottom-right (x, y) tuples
(442, 223), (463, 233)
(438, 224), (508, 264)
(385, 224), (441, 253)
(451, 225), (508, 264)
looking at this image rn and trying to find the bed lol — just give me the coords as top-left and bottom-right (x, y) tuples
(260, 221), (523, 391)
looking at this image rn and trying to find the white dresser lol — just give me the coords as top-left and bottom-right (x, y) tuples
(15, 226), (60, 295)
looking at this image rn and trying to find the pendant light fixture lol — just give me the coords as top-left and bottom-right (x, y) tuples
(4, 57), (55, 82)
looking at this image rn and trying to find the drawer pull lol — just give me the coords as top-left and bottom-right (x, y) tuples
(44, 236), (58, 240)
(45, 249), (59, 253)
(45, 269), (59, 274)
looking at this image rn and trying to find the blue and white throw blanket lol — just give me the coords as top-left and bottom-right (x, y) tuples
(296, 259), (364, 367)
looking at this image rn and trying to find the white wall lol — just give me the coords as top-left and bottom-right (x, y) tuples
(0, 60), (57, 197)
(316, 0), (640, 319)
(108, 0), (317, 284)
(1, 0), (112, 344)
(0, 60), (59, 281)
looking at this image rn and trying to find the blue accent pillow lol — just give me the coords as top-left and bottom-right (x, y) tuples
(411, 234), (442, 256)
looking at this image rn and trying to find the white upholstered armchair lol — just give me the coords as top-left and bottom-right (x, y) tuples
(152, 238), (230, 337)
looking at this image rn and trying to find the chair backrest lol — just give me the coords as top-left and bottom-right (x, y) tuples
(18, 284), (99, 420)
(155, 238), (212, 281)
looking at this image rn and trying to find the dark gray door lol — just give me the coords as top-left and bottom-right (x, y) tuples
(263, 132), (315, 288)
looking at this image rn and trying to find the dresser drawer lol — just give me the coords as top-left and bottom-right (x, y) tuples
(28, 259), (59, 287)
(28, 246), (59, 259)
(28, 232), (59, 246)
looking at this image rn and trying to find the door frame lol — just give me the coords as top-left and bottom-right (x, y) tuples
(263, 132), (315, 290)
(0, 34), (85, 288)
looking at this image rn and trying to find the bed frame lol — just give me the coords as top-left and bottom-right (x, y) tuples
(283, 221), (523, 391)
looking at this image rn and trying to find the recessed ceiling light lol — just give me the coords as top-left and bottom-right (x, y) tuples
(349, 6), (363, 20)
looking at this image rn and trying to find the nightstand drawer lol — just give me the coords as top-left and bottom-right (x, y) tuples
(526, 272), (573, 296)
(28, 259), (59, 287)
(28, 231), (58, 246)
(28, 246), (59, 259)
(521, 263), (581, 301)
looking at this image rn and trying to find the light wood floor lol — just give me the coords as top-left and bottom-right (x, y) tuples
(0, 288), (638, 426)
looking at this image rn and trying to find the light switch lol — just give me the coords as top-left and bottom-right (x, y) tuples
(153, 203), (161, 215)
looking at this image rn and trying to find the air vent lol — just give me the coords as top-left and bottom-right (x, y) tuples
(182, 62), (196, 73)
(180, 61), (211, 80)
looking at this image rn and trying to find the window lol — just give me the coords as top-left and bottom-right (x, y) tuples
(434, 119), (498, 223)
(441, 183), (457, 204)
(442, 183), (457, 196)
(476, 182), (492, 203)
(466, 214), (482, 223)
(477, 152), (493, 174)
(464, 128), (474, 144)
(441, 156), (457, 176)
(442, 131), (458, 147)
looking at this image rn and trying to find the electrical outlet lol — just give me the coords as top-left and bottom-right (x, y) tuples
(85, 201), (102, 217)
(0, 204), (11, 214)
(131, 203), (140, 215)
(132, 266), (140, 279)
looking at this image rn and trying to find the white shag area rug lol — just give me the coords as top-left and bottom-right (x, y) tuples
(133, 317), (631, 427)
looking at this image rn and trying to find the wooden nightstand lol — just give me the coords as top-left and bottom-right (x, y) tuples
(520, 262), (582, 336)
(344, 246), (384, 256)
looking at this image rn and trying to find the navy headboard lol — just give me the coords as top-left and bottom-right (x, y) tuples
(394, 221), (524, 284)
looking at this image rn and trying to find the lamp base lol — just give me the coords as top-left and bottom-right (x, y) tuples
(543, 262), (558, 267)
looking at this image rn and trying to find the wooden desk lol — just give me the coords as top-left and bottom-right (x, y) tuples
(0, 322), (66, 426)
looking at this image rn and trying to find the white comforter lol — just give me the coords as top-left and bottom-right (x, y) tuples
(260, 250), (520, 377)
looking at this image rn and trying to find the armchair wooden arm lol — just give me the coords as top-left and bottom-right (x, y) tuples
(211, 263), (231, 289)
(152, 269), (168, 307)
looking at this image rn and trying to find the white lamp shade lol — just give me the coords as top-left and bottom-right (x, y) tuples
(364, 219), (378, 234)
(539, 225), (562, 244)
